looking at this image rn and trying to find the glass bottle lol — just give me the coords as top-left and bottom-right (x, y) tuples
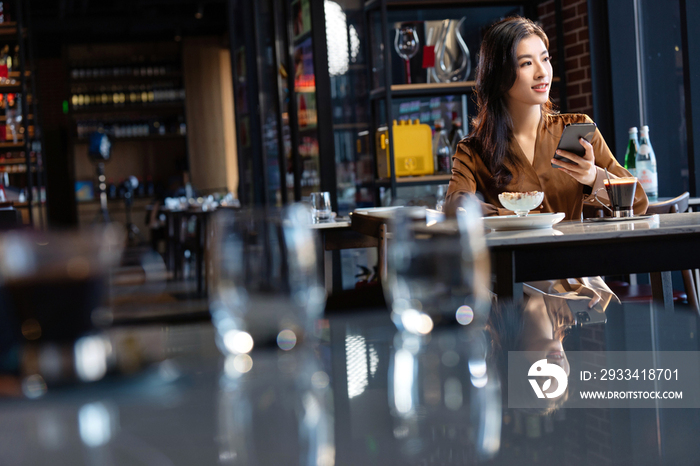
(623, 127), (638, 176)
(636, 125), (658, 201)
(433, 118), (452, 174)
(448, 117), (465, 154)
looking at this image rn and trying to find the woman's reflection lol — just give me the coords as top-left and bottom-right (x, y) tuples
(486, 295), (579, 414)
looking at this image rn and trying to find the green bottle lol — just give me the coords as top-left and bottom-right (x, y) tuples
(624, 127), (638, 176)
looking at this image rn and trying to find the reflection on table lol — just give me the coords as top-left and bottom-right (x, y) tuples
(2, 301), (700, 465)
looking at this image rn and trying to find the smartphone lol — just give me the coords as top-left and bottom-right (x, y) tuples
(568, 297), (607, 326)
(552, 122), (597, 168)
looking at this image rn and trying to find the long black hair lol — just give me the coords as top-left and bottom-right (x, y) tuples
(471, 16), (557, 187)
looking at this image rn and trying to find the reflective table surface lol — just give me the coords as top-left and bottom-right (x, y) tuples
(1, 302), (700, 466)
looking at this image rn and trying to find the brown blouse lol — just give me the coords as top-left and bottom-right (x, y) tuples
(445, 113), (649, 220)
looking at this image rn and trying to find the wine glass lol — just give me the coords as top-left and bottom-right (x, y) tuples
(394, 25), (420, 84)
(384, 196), (491, 334)
(209, 204), (326, 355)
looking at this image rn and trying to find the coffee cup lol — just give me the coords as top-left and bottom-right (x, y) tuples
(594, 177), (637, 218)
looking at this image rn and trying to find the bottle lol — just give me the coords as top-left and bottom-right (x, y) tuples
(623, 127), (638, 176)
(636, 125), (658, 201)
(448, 117), (465, 154)
(433, 118), (452, 174)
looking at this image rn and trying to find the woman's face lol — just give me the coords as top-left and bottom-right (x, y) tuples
(505, 35), (552, 108)
(520, 294), (570, 377)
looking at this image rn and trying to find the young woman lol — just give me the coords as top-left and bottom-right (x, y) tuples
(446, 16), (648, 220)
(446, 16), (648, 314)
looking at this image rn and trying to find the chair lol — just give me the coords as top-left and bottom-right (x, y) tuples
(607, 192), (699, 313)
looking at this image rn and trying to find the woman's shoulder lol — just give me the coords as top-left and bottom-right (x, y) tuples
(455, 135), (482, 154)
(545, 113), (594, 128)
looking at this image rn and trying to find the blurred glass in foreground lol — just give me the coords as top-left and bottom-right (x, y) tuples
(0, 227), (123, 345)
(388, 328), (501, 464)
(218, 345), (334, 465)
(209, 204), (326, 354)
(384, 196), (490, 334)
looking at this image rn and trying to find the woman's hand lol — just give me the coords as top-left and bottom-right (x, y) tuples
(551, 138), (598, 187)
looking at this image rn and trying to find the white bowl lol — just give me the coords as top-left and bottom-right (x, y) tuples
(498, 191), (544, 217)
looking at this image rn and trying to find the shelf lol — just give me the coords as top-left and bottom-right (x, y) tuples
(0, 114), (33, 122)
(0, 142), (26, 150)
(370, 81), (476, 100)
(8, 71), (31, 79)
(333, 123), (368, 131)
(0, 22), (19, 37)
(0, 85), (23, 93)
(13, 200), (46, 208)
(71, 102), (185, 118)
(75, 134), (186, 143)
(0, 158), (36, 165)
(70, 73), (182, 86)
(375, 174), (451, 187)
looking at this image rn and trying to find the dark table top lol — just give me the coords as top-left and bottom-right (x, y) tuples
(1, 302), (699, 466)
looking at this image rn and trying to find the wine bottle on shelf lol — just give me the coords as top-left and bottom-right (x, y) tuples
(636, 125), (658, 201)
(623, 127), (638, 176)
(432, 118), (452, 174)
(448, 117), (465, 154)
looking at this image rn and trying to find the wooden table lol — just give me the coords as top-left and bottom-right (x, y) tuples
(487, 212), (700, 311)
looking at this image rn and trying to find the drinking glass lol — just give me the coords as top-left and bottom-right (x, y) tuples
(310, 191), (332, 222)
(435, 184), (449, 212)
(384, 196), (491, 334)
(210, 204), (326, 355)
(218, 346), (334, 466)
(394, 25), (420, 84)
(0, 226), (124, 345)
(388, 328), (501, 463)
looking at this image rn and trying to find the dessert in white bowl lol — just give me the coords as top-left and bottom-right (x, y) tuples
(498, 191), (544, 217)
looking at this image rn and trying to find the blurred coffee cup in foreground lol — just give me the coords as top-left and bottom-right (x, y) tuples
(0, 226), (124, 348)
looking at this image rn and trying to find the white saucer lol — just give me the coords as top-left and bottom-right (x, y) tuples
(353, 206), (403, 218)
(354, 206), (429, 220)
(482, 212), (565, 231)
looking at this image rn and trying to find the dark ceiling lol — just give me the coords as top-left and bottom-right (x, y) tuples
(29, 0), (228, 56)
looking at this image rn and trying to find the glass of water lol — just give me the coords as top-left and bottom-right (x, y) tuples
(310, 192), (332, 222)
(210, 204), (326, 354)
(384, 196), (491, 334)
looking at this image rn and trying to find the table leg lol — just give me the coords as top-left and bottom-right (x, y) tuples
(166, 213), (176, 277)
(378, 224), (387, 283)
(324, 250), (333, 294)
(650, 271), (674, 312)
(493, 249), (524, 304)
(195, 215), (205, 297)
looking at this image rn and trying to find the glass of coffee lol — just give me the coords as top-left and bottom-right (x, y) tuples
(594, 177), (637, 218)
(0, 227), (124, 346)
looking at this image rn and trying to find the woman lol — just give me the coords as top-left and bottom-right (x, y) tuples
(446, 16), (648, 313)
(487, 297), (571, 414)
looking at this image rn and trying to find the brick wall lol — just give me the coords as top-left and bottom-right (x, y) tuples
(538, 0), (593, 116)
